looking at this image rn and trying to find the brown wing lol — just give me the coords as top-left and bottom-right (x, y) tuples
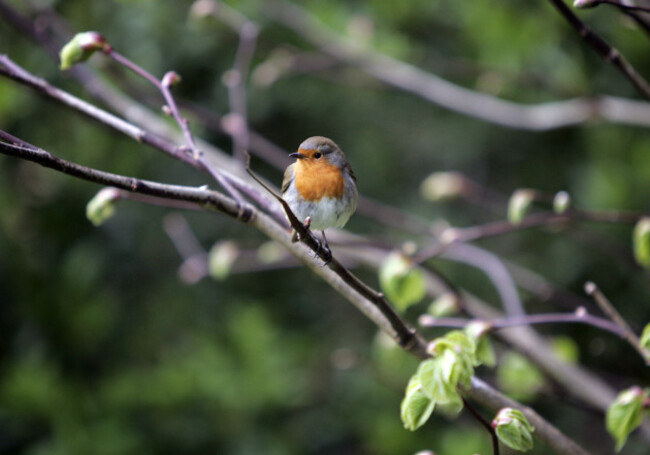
(281, 163), (296, 194)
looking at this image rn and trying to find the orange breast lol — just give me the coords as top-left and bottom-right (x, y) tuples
(294, 160), (345, 201)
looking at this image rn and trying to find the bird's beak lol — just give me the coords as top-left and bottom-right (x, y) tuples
(289, 152), (307, 159)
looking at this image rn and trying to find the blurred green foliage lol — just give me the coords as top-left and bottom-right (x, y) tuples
(1, 0), (650, 454)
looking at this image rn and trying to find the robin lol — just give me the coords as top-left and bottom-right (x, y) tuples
(282, 136), (358, 256)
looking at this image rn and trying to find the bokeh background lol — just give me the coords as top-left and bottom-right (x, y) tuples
(1, 0), (649, 454)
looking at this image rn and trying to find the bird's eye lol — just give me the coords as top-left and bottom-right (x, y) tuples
(314, 152), (322, 159)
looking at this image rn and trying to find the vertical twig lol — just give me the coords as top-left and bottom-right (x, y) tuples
(105, 48), (250, 214)
(193, 0), (259, 161)
(461, 396), (500, 455)
(584, 281), (650, 364)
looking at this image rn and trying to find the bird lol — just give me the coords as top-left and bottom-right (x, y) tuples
(282, 136), (358, 258)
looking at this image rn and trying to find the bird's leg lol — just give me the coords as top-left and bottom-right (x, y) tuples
(318, 230), (333, 265)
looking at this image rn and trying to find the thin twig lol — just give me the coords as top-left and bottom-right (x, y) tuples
(190, 0), (258, 160)
(548, 0), (650, 99)
(584, 281), (650, 364)
(0, 55), (288, 229)
(0, 55), (200, 169)
(414, 208), (647, 263)
(461, 396), (500, 455)
(418, 309), (625, 337)
(104, 48), (250, 212)
(580, 0), (650, 13)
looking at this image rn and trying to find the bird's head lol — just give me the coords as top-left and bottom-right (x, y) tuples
(289, 136), (347, 169)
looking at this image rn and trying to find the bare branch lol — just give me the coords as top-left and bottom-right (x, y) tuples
(549, 0), (650, 99)
(0, 132), (244, 220)
(585, 281), (650, 364)
(419, 309), (625, 338)
(265, 1), (650, 130)
(461, 396), (500, 455)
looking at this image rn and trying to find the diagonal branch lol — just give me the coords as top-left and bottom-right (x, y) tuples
(548, 0), (650, 99)
(0, 132), (244, 220)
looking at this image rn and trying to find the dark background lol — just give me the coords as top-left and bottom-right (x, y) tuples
(1, 0), (649, 454)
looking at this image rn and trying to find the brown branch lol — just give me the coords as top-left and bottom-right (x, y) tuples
(0, 132), (244, 220)
(0, 54), (286, 228)
(548, 0), (650, 99)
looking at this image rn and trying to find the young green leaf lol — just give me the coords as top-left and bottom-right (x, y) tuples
(400, 375), (435, 431)
(465, 322), (496, 367)
(378, 252), (426, 311)
(606, 386), (647, 451)
(640, 323), (650, 355)
(492, 407), (535, 452)
(633, 218), (650, 268)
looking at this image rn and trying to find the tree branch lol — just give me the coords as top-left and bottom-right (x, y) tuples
(548, 0), (650, 99)
(461, 396), (500, 455)
(265, 0), (650, 130)
(585, 281), (650, 364)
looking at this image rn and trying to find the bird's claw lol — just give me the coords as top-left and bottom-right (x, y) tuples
(315, 239), (332, 265)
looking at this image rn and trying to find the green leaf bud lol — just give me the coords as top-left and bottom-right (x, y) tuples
(86, 187), (118, 226)
(606, 386), (647, 451)
(60, 32), (108, 70)
(492, 408), (535, 452)
(632, 217), (650, 268)
(640, 323), (650, 358)
(420, 171), (466, 201)
(552, 190), (571, 214)
(507, 189), (535, 225)
(208, 240), (239, 280)
(378, 252), (426, 311)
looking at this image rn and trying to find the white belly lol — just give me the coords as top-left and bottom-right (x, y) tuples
(284, 186), (357, 231)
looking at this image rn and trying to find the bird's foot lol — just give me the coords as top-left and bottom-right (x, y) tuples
(316, 230), (332, 265)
